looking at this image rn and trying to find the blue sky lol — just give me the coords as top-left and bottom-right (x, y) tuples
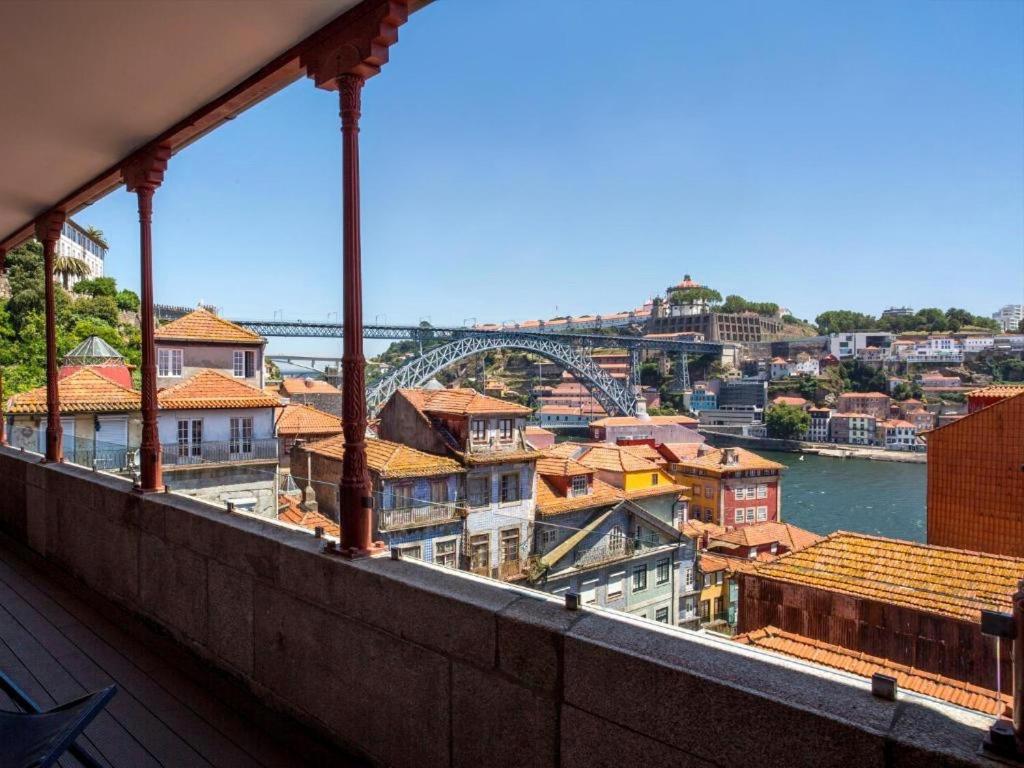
(84, 0), (1023, 357)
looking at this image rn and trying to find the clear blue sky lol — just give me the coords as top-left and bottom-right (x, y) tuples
(84, 0), (1023, 357)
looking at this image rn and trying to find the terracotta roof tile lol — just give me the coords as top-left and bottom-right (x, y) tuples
(771, 396), (808, 407)
(753, 531), (1024, 622)
(589, 414), (697, 428)
(967, 384), (1024, 401)
(625, 482), (686, 501)
(617, 443), (665, 463)
(536, 454), (594, 478)
(275, 403), (343, 436)
(536, 476), (623, 516)
(734, 626), (1011, 716)
(399, 388), (531, 416)
(709, 522), (822, 552)
(277, 496), (340, 537)
(301, 435), (463, 479)
(7, 367), (140, 414)
(675, 447), (786, 474)
(281, 378), (341, 395)
(158, 369), (281, 410)
(155, 308), (263, 344)
(575, 445), (661, 473)
(658, 442), (705, 462)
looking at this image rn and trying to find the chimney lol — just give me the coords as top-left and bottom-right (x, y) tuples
(635, 397), (650, 421)
(300, 452), (318, 513)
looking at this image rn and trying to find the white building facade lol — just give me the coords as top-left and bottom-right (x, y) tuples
(59, 220), (106, 285)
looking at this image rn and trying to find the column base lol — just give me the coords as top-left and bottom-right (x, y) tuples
(324, 540), (388, 559)
(132, 484), (166, 495)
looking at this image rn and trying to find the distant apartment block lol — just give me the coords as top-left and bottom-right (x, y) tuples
(828, 331), (893, 360)
(992, 304), (1024, 332)
(58, 219), (107, 286)
(835, 391), (890, 421)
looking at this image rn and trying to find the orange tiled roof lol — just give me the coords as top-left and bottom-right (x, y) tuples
(543, 442), (592, 459)
(709, 521), (822, 552)
(7, 367), (140, 414)
(680, 520), (726, 540)
(658, 442), (705, 462)
(771, 396), (808, 407)
(734, 626), (1011, 717)
(536, 454), (594, 478)
(837, 392), (889, 400)
(158, 369), (281, 410)
(155, 308), (263, 344)
(617, 443), (665, 463)
(967, 384), (1024, 401)
(524, 425), (554, 435)
(275, 403), (343, 436)
(626, 482), (685, 501)
(301, 434), (463, 479)
(752, 531), (1024, 622)
(675, 447), (786, 474)
(281, 378), (341, 396)
(277, 496), (340, 537)
(575, 444), (661, 473)
(589, 414), (697, 428)
(399, 387), (531, 416)
(536, 476), (623, 516)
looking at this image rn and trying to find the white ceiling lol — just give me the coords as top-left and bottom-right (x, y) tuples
(0, 0), (361, 243)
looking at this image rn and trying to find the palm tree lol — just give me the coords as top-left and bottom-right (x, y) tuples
(84, 226), (108, 249)
(53, 255), (90, 289)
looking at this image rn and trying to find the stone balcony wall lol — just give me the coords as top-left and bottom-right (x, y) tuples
(0, 446), (994, 768)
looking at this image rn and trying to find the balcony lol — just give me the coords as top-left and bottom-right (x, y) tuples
(161, 438), (278, 468)
(378, 501), (463, 531)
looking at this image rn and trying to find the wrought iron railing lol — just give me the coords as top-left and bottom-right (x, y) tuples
(161, 438), (278, 467)
(377, 502), (463, 531)
(574, 539), (636, 569)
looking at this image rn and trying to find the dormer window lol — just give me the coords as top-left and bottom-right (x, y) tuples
(471, 420), (486, 441)
(571, 475), (588, 497)
(498, 419), (513, 441)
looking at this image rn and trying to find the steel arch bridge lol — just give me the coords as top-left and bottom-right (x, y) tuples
(367, 333), (639, 417)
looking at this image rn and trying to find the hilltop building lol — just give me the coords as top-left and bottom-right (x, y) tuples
(57, 218), (107, 286)
(648, 276), (784, 343)
(992, 304), (1024, 332)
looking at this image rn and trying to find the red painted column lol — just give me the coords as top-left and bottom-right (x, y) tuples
(123, 146), (170, 493)
(35, 212), (66, 462)
(0, 369), (6, 448)
(337, 74), (375, 555)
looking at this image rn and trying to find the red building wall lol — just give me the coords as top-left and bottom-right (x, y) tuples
(720, 475), (779, 528)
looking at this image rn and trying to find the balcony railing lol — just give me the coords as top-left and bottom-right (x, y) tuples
(161, 438), (278, 467)
(378, 502), (463, 531)
(498, 559), (525, 580)
(574, 539), (636, 569)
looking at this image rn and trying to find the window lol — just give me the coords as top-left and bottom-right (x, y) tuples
(498, 419), (513, 441)
(471, 420), (486, 441)
(233, 351), (244, 377)
(699, 600), (710, 621)
(650, 473), (658, 485)
(770, 542), (778, 555)
(703, 485), (713, 499)
(713, 597), (723, 617)
(500, 473), (520, 503)
(734, 509), (744, 524)
(399, 544), (422, 560)
(581, 578), (598, 605)
(434, 539), (457, 568)
(229, 417), (253, 455)
(756, 506), (768, 522)
(539, 528), (557, 548)
(158, 348), (182, 377)
(655, 607), (669, 624)
(391, 482), (414, 508)
(176, 419), (202, 457)
(500, 527), (520, 563)
(756, 484), (768, 499)
(430, 480), (448, 504)
(608, 525), (625, 552)
(748, 549), (757, 559)
(656, 558), (670, 584)
(632, 565), (647, 592)
(467, 476), (490, 507)
(745, 508), (755, 523)
(571, 475), (588, 497)
(607, 571), (624, 599)
(232, 350), (256, 378)
(469, 534), (490, 571)
(702, 508), (712, 522)
(684, 568), (694, 588)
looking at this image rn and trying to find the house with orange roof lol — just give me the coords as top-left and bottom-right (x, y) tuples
(274, 402), (343, 467)
(277, 377), (342, 417)
(523, 425), (555, 450)
(737, 531), (1024, 691)
(587, 412), (700, 445)
(155, 307), (266, 390)
(530, 450), (697, 627)
(292, 434), (465, 565)
(705, 521), (822, 561)
(876, 418), (922, 451)
(377, 388), (538, 580)
(156, 368), (281, 515)
(570, 443), (686, 524)
(668, 446), (786, 529)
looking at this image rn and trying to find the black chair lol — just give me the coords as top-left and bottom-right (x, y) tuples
(0, 670), (116, 768)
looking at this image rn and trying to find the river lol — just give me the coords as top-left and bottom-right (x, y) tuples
(759, 450), (927, 542)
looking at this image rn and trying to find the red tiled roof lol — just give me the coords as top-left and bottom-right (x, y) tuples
(158, 369), (280, 410)
(277, 496), (340, 537)
(7, 367), (140, 414)
(280, 378), (341, 396)
(536, 454), (594, 478)
(399, 387), (531, 416)
(301, 435), (463, 479)
(658, 442), (705, 462)
(275, 403), (342, 436)
(709, 522), (822, 552)
(675, 447), (786, 474)
(155, 308), (263, 344)
(734, 626), (1011, 716)
(771, 396), (807, 407)
(536, 476), (623, 516)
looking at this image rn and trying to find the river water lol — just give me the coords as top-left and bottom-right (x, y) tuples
(758, 451), (927, 542)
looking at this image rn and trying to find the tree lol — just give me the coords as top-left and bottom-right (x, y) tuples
(639, 361), (662, 387)
(83, 226), (109, 249)
(669, 286), (722, 306)
(914, 308), (947, 333)
(116, 289), (140, 312)
(73, 277), (117, 298)
(765, 403), (810, 440)
(815, 310), (878, 335)
(53, 255), (90, 289)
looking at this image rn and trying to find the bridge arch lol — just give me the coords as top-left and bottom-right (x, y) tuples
(366, 334), (638, 417)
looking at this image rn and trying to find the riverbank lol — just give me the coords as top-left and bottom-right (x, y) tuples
(699, 429), (927, 464)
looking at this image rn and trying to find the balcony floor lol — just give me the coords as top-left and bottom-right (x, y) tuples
(0, 535), (363, 768)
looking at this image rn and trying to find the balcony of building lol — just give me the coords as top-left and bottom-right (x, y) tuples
(160, 438), (279, 470)
(377, 501), (464, 532)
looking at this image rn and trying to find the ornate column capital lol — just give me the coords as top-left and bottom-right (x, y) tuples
(34, 210), (66, 245)
(123, 144), (171, 192)
(301, 0), (407, 89)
